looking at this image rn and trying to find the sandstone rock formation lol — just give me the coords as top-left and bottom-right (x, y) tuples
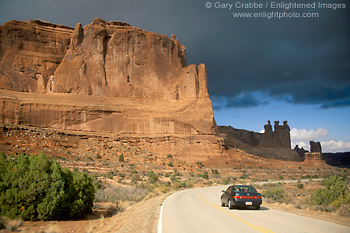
(0, 19), (221, 160)
(0, 19), (305, 162)
(0, 20), (73, 93)
(300, 141), (325, 165)
(294, 145), (308, 161)
(304, 152), (324, 165)
(51, 18), (208, 100)
(260, 121), (291, 149)
(310, 141), (322, 153)
(217, 120), (300, 161)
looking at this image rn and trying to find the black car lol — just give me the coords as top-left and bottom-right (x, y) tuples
(221, 185), (262, 210)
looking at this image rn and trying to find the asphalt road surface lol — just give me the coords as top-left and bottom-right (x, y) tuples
(160, 185), (350, 233)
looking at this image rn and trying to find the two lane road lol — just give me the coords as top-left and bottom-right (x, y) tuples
(160, 185), (350, 233)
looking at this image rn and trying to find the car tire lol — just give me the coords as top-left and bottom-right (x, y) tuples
(221, 200), (225, 207)
(255, 205), (260, 210)
(228, 200), (234, 209)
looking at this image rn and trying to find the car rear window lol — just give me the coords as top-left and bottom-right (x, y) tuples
(233, 186), (257, 192)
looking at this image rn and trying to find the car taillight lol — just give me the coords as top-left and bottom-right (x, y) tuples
(233, 196), (261, 199)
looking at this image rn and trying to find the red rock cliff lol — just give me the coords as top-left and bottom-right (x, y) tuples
(0, 20), (73, 92)
(0, 19), (222, 158)
(50, 18), (208, 100)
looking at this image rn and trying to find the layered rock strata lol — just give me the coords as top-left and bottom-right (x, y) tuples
(0, 20), (73, 92)
(51, 18), (209, 101)
(0, 19), (222, 159)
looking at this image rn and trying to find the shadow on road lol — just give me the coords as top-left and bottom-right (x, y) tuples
(228, 206), (270, 211)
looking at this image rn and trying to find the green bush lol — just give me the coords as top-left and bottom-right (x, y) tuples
(262, 188), (285, 202)
(211, 169), (219, 174)
(0, 152), (95, 220)
(147, 170), (158, 184)
(296, 180), (304, 189)
(201, 171), (209, 180)
(311, 175), (350, 208)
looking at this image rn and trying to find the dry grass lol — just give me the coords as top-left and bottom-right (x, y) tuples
(46, 224), (60, 233)
(5, 218), (23, 231)
(86, 222), (98, 233)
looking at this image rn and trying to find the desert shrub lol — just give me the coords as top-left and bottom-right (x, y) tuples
(0, 152), (95, 220)
(325, 205), (337, 213)
(211, 169), (219, 174)
(118, 154), (125, 162)
(147, 171), (158, 184)
(4, 218), (23, 231)
(310, 175), (350, 208)
(240, 171), (250, 179)
(0, 216), (8, 229)
(262, 187), (285, 202)
(198, 171), (209, 179)
(222, 177), (232, 185)
(170, 174), (179, 182)
(337, 206), (350, 216)
(296, 180), (304, 189)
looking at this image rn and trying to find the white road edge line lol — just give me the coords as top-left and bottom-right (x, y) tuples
(157, 189), (193, 233)
(158, 193), (174, 233)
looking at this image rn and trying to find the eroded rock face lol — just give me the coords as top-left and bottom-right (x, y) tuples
(0, 18), (217, 155)
(0, 20), (73, 92)
(50, 18), (208, 100)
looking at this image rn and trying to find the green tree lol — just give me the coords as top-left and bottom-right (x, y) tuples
(0, 152), (95, 220)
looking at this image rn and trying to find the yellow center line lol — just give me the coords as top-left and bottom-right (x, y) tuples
(258, 226), (275, 233)
(198, 192), (275, 233)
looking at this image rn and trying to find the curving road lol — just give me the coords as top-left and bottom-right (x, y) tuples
(159, 185), (350, 233)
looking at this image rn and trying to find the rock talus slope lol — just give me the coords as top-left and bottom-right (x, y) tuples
(0, 19), (223, 160)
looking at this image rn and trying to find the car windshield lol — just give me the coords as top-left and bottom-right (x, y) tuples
(232, 186), (257, 192)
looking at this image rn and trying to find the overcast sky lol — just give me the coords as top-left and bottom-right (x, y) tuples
(1, 0), (349, 152)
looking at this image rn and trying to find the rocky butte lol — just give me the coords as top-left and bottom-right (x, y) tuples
(0, 18), (223, 161)
(0, 18), (301, 162)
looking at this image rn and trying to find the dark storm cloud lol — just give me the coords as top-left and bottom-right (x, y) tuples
(212, 92), (269, 110)
(201, 3), (350, 109)
(0, 0), (349, 109)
